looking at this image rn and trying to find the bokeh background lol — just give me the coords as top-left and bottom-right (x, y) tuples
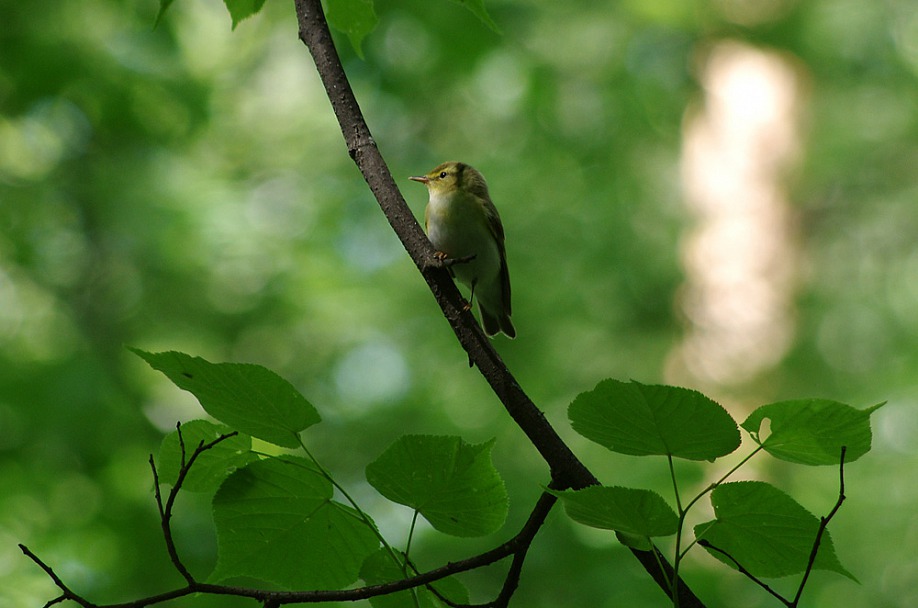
(2, 0), (916, 606)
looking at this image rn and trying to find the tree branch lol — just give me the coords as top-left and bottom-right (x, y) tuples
(292, 0), (704, 605)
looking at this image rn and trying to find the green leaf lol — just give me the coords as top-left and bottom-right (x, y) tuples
(365, 435), (508, 537)
(132, 349), (320, 448)
(157, 420), (258, 492)
(569, 379), (740, 461)
(359, 548), (469, 608)
(694, 481), (855, 580)
(324, 0), (379, 59)
(549, 486), (678, 537)
(615, 531), (653, 551)
(210, 456), (379, 589)
(153, 0), (175, 29)
(741, 399), (884, 465)
(223, 0), (266, 30)
(448, 0), (501, 33)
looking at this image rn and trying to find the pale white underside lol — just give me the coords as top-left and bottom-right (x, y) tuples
(426, 190), (502, 311)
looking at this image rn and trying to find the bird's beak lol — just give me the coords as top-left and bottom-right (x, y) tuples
(409, 175), (429, 184)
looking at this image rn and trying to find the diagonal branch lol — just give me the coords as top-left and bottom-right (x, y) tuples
(293, 0), (591, 488)
(291, 1), (704, 605)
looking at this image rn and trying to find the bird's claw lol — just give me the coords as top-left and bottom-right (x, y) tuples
(432, 252), (477, 269)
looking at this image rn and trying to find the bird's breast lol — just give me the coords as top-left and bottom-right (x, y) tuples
(426, 192), (500, 287)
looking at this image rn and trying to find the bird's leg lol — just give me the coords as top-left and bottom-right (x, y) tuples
(464, 279), (477, 312)
(465, 279), (479, 368)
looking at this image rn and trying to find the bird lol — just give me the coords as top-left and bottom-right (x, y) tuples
(410, 161), (516, 338)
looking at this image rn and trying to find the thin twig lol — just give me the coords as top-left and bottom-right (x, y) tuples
(698, 446), (850, 608)
(158, 427), (239, 584)
(696, 540), (789, 606)
(791, 446), (847, 607)
(19, 544), (91, 608)
(24, 489), (557, 607)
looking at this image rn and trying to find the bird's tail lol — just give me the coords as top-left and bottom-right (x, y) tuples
(480, 305), (516, 339)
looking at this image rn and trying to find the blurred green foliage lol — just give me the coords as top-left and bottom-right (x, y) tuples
(2, 0), (917, 606)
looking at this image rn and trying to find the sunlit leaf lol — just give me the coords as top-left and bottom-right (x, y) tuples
(550, 485), (678, 537)
(325, 0), (379, 59)
(210, 456), (379, 589)
(742, 399), (884, 465)
(360, 548), (469, 608)
(695, 481), (855, 580)
(223, 0), (266, 30)
(157, 420), (258, 492)
(569, 379), (740, 461)
(365, 435), (508, 537)
(132, 349), (320, 448)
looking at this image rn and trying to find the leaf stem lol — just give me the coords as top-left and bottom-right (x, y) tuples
(668, 454), (683, 608)
(296, 437), (404, 568)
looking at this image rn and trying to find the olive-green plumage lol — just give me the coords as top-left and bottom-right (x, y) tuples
(410, 161), (515, 338)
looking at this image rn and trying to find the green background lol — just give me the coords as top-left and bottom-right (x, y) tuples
(2, 0), (915, 606)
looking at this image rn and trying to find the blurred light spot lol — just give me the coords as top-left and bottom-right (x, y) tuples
(625, 28), (691, 90)
(556, 80), (605, 138)
(472, 51), (528, 117)
(876, 400), (918, 455)
(816, 304), (889, 373)
(669, 41), (804, 387)
(141, 382), (204, 433)
(130, 82), (192, 138)
(237, 34), (327, 137)
(0, 402), (26, 452)
(3, 494), (50, 537)
(807, 0), (885, 62)
(334, 339), (409, 412)
(0, 98), (90, 182)
(893, 7), (918, 74)
(30, 207), (90, 289)
(106, 446), (159, 502)
(842, 85), (913, 143)
(0, 267), (79, 362)
(175, 0), (235, 76)
(887, 249), (918, 332)
(714, 0), (798, 26)
(337, 209), (403, 273)
(246, 175), (315, 240)
(380, 14), (434, 73)
(623, 0), (697, 24)
(50, 474), (102, 526)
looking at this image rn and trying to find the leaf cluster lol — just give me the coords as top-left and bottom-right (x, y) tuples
(22, 350), (881, 608)
(556, 379), (883, 605)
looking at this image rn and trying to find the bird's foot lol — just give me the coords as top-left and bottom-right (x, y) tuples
(434, 252), (476, 269)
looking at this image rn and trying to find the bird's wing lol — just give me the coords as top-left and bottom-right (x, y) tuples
(483, 197), (511, 314)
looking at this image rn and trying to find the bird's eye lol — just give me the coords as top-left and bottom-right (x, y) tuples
(439, 171), (448, 179)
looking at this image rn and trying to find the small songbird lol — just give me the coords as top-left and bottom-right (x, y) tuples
(410, 161), (516, 338)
